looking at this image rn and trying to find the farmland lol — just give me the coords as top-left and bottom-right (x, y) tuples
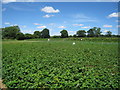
(2, 38), (119, 88)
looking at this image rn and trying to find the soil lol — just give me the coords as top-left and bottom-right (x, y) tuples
(0, 79), (7, 89)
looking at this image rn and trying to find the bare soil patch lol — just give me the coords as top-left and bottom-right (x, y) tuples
(0, 79), (7, 89)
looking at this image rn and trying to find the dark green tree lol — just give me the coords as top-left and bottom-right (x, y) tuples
(87, 27), (101, 37)
(60, 30), (68, 38)
(52, 35), (61, 38)
(87, 29), (95, 37)
(76, 30), (86, 37)
(2, 26), (20, 39)
(73, 34), (77, 37)
(16, 32), (25, 40)
(69, 35), (73, 37)
(94, 27), (102, 37)
(33, 31), (41, 38)
(106, 31), (112, 37)
(41, 28), (50, 38)
(24, 33), (33, 39)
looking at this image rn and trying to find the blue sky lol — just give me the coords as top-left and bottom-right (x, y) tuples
(2, 2), (119, 35)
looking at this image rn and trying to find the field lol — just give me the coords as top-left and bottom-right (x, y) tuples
(2, 38), (119, 88)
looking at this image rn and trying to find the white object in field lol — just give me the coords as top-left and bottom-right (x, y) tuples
(73, 42), (75, 45)
(48, 39), (50, 41)
(81, 39), (82, 40)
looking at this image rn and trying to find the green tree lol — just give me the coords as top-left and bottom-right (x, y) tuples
(2, 26), (20, 39)
(106, 31), (112, 37)
(16, 32), (25, 40)
(52, 35), (61, 38)
(60, 30), (68, 38)
(76, 30), (86, 37)
(41, 28), (50, 38)
(94, 27), (102, 37)
(33, 31), (41, 38)
(24, 33), (33, 39)
(73, 34), (77, 37)
(87, 29), (95, 37)
(87, 27), (101, 37)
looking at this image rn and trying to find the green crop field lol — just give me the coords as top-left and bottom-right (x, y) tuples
(2, 38), (119, 88)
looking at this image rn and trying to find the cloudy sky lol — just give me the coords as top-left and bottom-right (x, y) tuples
(2, 1), (120, 35)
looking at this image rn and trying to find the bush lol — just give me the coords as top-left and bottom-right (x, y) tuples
(52, 35), (61, 38)
(24, 33), (33, 39)
(16, 33), (25, 40)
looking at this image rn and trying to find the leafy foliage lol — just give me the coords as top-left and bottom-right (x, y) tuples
(33, 31), (42, 38)
(1, 26), (117, 40)
(87, 27), (102, 37)
(16, 33), (25, 40)
(2, 26), (20, 39)
(60, 30), (68, 38)
(24, 33), (33, 39)
(41, 28), (50, 38)
(2, 39), (119, 88)
(106, 31), (112, 37)
(76, 30), (86, 37)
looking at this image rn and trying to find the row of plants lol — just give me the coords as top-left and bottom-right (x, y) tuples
(2, 40), (119, 88)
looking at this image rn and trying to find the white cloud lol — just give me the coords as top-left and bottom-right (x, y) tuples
(73, 24), (84, 26)
(4, 22), (10, 25)
(81, 26), (91, 29)
(58, 26), (66, 29)
(103, 25), (112, 28)
(43, 14), (54, 18)
(37, 26), (46, 28)
(41, 6), (60, 13)
(33, 23), (42, 25)
(2, 0), (16, 4)
(108, 12), (120, 18)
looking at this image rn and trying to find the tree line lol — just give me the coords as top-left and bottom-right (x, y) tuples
(1, 26), (119, 40)
(2, 26), (50, 40)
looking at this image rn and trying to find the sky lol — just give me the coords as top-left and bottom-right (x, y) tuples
(2, 1), (120, 36)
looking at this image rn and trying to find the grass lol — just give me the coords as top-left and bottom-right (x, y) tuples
(2, 38), (119, 88)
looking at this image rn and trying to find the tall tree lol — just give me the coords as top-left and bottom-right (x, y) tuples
(60, 30), (68, 38)
(16, 32), (25, 40)
(2, 26), (20, 39)
(41, 28), (50, 38)
(76, 30), (86, 37)
(24, 33), (33, 39)
(87, 27), (101, 37)
(87, 29), (95, 37)
(33, 31), (41, 38)
(95, 27), (102, 37)
(106, 31), (112, 37)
